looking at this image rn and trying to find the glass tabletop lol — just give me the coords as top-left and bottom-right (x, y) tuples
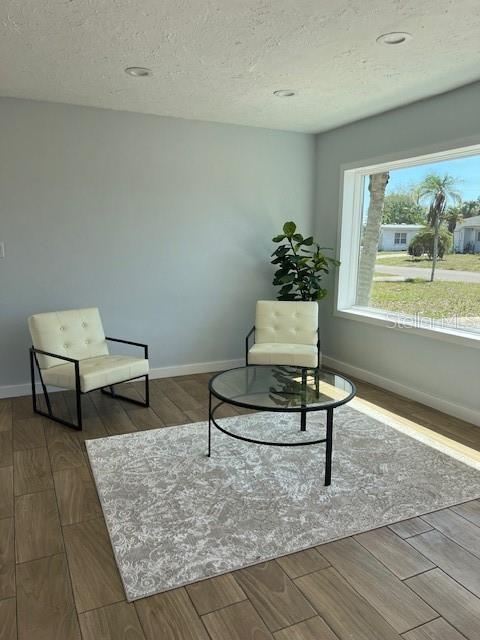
(209, 365), (355, 412)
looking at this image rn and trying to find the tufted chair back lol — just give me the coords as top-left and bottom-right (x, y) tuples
(28, 308), (109, 369)
(255, 300), (318, 345)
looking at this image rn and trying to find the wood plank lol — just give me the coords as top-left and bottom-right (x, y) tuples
(0, 399), (12, 431)
(14, 447), (53, 495)
(89, 391), (128, 416)
(16, 553), (80, 640)
(174, 377), (209, 404)
(53, 464), (102, 525)
(11, 395), (34, 420)
(0, 518), (15, 599)
(116, 382), (148, 404)
(148, 393), (189, 426)
(64, 392), (98, 420)
(63, 517), (124, 612)
(13, 417), (46, 450)
(317, 538), (436, 633)
(0, 466), (13, 518)
(409, 408), (480, 447)
(202, 600), (273, 640)
(135, 587), (209, 640)
(295, 567), (401, 640)
(276, 548), (330, 580)
(421, 508), (480, 558)
(273, 616), (339, 640)
(234, 560), (316, 632)
(99, 410), (137, 436)
(187, 374), (242, 418)
(45, 423), (85, 472)
(0, 597), (16, 640)
(407, 530), (480, 598)
(0, 431), (12, 468)
(402, 618), (465, 640)
(156, 379), (202, 413)
(389, 518), (433, 539)
(213, 401), (242, 418)
(451, 500), (480, 527)
(185, 408), (209, 422)
(186, 573), (246, 615)
(126, 407), (165, 430)
(39, 392), (72, 422)
(406, 568), (480, 640)
(15, 490), (64, 563)
(79, 601), (145, 640)
(75, 415), (108, 443)
(354, 527), (434, 579)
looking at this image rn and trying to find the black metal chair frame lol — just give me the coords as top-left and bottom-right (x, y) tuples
(29, 336), (149, 431)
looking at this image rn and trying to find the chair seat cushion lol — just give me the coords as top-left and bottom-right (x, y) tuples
(42, 355), (149, 393)
(248, 343), (318, 368)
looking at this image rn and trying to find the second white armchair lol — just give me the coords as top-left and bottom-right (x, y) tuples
(245, 300), (320, 369)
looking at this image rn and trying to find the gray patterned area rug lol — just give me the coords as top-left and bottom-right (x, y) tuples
(86, 406), (480, 602)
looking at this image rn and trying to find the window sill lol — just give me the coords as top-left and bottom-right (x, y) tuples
(334, 306), (480, 349)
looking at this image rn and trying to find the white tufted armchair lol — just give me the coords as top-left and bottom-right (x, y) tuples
(246, 300), (320, 369)
(28, 308), (149, 430)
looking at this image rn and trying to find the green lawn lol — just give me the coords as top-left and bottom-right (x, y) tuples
(376, 253), (480, 272)
(371, 280), (480, 319)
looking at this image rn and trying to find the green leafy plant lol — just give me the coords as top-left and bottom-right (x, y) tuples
(271, 221), (340, 301)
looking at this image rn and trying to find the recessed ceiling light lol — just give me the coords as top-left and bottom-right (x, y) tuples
(273, 89), (296, 98)
(376, 32), (412, 46)
(125, 67), (152, 77)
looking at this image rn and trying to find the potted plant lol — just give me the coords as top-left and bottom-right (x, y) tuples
(271, 221), (339, 300)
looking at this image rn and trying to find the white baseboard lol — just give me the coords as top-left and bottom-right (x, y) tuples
(0, 358), (245, 399)
(323, 355), (480, 428)
(0, 382), (37, 399)
(148, 359), (244, 380)
(3, 355), (477, 429)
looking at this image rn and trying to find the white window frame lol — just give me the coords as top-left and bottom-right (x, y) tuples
(335, 138), (480, 348)
(394, 232), (407, 245)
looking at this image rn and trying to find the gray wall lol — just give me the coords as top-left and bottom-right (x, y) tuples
(314, 82), (480, 420)
(0, 98), (315, 387)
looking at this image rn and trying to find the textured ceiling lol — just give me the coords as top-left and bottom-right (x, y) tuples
(1, 0), (480, 133)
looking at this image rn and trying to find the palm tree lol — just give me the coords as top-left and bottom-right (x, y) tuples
(410, 184), (423, 206)
(445, 206), (463, 234)
(460, 198), (480, 219)
(418, 174), (460, 281)
(357, 172), (389, 305)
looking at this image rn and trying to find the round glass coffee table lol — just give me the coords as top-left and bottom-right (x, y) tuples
(208, 365), (356, 485)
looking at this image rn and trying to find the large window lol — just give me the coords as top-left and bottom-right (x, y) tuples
(337, 143), (480, 343)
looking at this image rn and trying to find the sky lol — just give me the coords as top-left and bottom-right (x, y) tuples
(385, 155), (480, 200)
(363, 153), (480, 215)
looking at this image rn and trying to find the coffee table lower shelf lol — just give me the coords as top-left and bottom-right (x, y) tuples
(207, 396), (334, 486)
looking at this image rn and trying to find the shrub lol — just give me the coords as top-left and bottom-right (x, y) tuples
(408, 226), (453, 259)
(464, 242), (475, 255)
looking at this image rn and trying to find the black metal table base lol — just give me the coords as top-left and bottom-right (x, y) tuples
(208, 391), (334, 486)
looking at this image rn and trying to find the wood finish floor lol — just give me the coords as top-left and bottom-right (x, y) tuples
(1, 372), (480, 639)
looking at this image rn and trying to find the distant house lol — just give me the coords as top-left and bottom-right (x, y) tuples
(454, 215), (480, 253)
(378, 224), (424, 251)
